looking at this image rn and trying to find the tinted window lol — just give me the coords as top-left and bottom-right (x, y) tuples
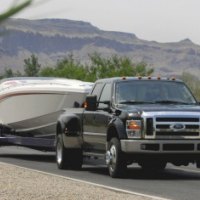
(91, 83), (104, 100)
(98, 83), (112, 109)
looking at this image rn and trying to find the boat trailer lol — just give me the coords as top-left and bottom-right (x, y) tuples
(0, 124), (55, 151)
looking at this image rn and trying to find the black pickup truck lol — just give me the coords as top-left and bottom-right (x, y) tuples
(56, 77), (200, 177)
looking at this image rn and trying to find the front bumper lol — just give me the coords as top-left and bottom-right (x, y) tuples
(120, 139), (200, 153)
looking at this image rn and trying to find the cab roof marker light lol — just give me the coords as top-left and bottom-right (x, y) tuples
(171, 77), (176, 81)
(122, 76), (126, 80)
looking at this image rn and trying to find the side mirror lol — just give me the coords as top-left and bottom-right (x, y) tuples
(85, 95), (97, 111)
(99, 100), (111, 112)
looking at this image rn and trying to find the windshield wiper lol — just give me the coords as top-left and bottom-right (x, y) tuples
(154, 100), (192, 105)
(118, 100), (196, 105)
(118, 100), (155, 104)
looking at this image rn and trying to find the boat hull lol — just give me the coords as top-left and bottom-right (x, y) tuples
(0, 77), (92, 137)
(0, 92), (86, 137)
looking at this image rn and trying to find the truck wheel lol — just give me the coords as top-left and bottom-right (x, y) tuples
(106, 138), (127, 178)
(56, 134), (68, 169)
(56, 134), (82, 170)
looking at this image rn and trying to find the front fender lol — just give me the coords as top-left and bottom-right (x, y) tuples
(107, 118), (127, 141)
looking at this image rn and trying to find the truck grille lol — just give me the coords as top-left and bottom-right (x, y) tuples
(145, 116), (200, 139)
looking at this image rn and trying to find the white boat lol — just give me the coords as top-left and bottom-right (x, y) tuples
(0, 77), (93, 138)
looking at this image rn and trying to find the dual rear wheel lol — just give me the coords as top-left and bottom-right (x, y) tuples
(56, 134), (82, 170)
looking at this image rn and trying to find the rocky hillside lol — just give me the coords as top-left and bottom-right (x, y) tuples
(1, 18), (200, 76)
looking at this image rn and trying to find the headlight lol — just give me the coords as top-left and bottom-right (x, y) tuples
(126, 120), (142, 138)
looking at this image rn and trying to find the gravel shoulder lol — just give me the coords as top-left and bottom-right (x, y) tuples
(0, 162), (156, 200)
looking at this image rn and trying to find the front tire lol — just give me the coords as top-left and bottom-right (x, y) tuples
(106, 138), (127, 178)
(56, 134), (82, 170)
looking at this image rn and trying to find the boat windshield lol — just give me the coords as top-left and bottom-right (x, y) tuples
(115, 80), (197, 105)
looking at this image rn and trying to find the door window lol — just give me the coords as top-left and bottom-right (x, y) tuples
(98, 83), (112, 109)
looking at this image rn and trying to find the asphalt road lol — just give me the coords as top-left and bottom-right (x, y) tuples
(0, 146), (200, 200)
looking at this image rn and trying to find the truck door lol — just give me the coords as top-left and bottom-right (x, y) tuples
(83, 83), (112, 153)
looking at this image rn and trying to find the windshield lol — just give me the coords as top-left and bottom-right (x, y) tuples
(115, 80), (197, 105)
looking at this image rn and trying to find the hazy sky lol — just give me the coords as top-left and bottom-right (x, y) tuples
(1, 0), (200, 44)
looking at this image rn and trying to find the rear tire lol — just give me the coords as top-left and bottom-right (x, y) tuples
(56, 134), (82, 170)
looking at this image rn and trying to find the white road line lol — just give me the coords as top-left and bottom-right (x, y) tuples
(0, 161), (170, 200)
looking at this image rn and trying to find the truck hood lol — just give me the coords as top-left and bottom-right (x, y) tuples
(118, 104), (200, 115)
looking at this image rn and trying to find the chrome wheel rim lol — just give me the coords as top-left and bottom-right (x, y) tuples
(109, 145), (117, 172)
(56, 140), (62, 165)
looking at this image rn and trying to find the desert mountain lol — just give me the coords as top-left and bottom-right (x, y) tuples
(1, 18), (200, 76)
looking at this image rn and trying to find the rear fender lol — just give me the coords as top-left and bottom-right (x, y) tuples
(57, 114), (83, 149)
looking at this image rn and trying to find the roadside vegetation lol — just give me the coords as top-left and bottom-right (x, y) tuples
(180, 72), (200, 101)
(0, 53), (153, 82)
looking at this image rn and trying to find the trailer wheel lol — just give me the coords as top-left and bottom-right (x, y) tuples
(56, 134), (82, 170)
(106, 138), (127, 178)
